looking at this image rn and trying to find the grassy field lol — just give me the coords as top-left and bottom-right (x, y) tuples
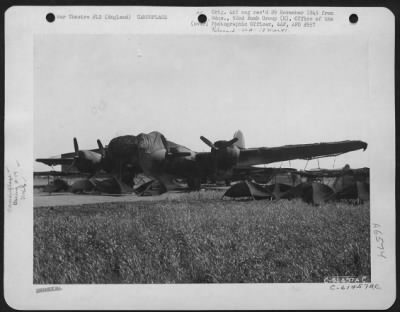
(34, 191), (370, 283)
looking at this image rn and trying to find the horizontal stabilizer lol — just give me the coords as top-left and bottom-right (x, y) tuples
(36, 158), (74, 166)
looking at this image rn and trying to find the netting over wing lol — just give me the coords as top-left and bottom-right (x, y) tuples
(223, 181), (272, 199)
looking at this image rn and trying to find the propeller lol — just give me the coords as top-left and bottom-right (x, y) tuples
(73, 137), (79, 155)
(222, 137), (239, 148)
(200, 135), (240, 180)
(97, 139), (105, 158)
(66, 137), (103, 175)
(200, 136), (239, 150)
(64, 137), (81, 172)
(200, 136), (218, 150)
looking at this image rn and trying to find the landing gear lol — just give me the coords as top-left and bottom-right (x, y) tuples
(187, 177), (201, 190)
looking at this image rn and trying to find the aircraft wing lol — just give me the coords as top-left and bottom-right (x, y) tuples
(231, 167), (298, 183)
(237, 140), (367, 167)
(36, 158), (74, 166)
(232, 167), (297, 178)
(300, 167), (370, 178)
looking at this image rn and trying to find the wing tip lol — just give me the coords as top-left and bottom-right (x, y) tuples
(359, 141), (368, 151)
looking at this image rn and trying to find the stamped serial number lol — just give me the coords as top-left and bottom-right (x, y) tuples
(324, 275), (369, 283)
(329, 283), (380, 290)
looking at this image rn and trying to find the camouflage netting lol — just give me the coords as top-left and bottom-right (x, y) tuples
(91, 178), (121, 194)
(308, 183), (336, 204)
(356, 182), (370, 201)
(224, 180), (369, 204)
(137, 131), (167, 154)
(107, 135), (139, 159)
(223, 181), (272, 200)
(71, 179), (94, 194)
(43, 179), (69, 193)
(264, 183), (293, 200)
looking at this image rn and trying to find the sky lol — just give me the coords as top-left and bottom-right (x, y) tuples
(34, 34), (370, 171)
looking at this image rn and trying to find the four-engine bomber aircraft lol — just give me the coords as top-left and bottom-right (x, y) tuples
(36, 130), (368, 194)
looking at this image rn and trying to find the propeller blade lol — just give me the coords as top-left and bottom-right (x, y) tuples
(73, 137), (79, 156)
(221, 137), (239, 148)
(160, 134), (174, 159)
(97, 139), (105, 157)
(200, 136), (218, 150)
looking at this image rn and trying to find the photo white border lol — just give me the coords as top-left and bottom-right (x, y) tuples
(4, 6), (396, 310)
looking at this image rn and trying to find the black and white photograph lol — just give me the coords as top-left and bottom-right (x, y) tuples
(4, 6), (396, 310)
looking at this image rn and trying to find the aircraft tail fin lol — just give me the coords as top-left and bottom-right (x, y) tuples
(233, 130), (245, 149)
